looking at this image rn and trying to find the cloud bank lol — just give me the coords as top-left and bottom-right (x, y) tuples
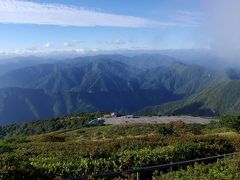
(0, 0), (169, 28)
(204, 0), (240, 58)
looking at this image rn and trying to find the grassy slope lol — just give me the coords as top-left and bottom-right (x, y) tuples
(0, 112), (104, 137)
(154, 154), (240, 179)
(0, 122), (239, 178)
(1, 113), (240, 179)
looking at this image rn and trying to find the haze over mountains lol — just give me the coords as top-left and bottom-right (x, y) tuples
(0, 53), (240, 125)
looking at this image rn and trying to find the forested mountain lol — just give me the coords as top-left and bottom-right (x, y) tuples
(0, 54), (239, 125)
(0, 54), (229, 94)
(139, 63), (228, 96)
(0, 87), (179, 125)
(0, 88), (54, 125)
(0, 60), (139, 93)
(137, 80), (240, 116)
(0, 56), (56, 76)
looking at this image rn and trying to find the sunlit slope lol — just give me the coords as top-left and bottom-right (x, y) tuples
(138, 80), (240, 116)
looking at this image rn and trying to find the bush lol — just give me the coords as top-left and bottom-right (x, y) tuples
(219, 115), (240, 131)
(41, 135), (66, 142)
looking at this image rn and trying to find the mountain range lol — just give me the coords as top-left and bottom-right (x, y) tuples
(0, 54), (239, 125)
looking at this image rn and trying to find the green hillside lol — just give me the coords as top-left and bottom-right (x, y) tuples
(0, 112), (104, 138)
(138, 80), (240, 116)
(0, 59), (139, 93)
(1, 113), (240, 179)
(140, 63), (229, 96)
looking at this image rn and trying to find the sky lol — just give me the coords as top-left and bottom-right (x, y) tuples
(0, 0), (229, 56)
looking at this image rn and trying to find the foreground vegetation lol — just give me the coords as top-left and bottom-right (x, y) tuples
(154, 154), (240, 179)
(1, 113), (240, 179)
(0, 112), (104, 138)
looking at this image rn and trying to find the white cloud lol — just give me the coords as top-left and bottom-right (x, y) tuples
(75, 48), (86, 54)
(0, 0), (170, 28)
(0, 48), (39, 57)
(112, 38), (126, 45)
(63, 40), (82, 47)
(91, 48), (98, 52)
(44, 42), (51, 48)
(75, 48), (99, 54)
(203, 0), (240, 58)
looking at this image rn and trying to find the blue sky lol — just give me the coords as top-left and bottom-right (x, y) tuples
(0, 0), (207, 55)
